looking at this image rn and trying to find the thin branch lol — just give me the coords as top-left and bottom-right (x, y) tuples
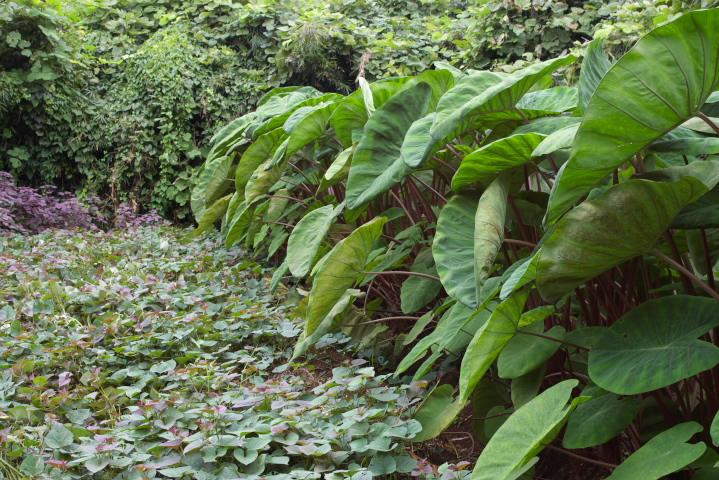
(339, 316), (421, 327)
(652, 249), (719, 302)
(542, 444), (618, 470)
(432, 156), (458, 173)
(698, 112), (719, 135)
(516, 330), (590, 352)
(363, 271), (442, 282)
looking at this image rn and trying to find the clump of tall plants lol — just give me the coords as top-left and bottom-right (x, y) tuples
(191, 8), (719, 479)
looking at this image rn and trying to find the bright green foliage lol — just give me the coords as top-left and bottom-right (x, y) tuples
(187, 8), (719, 475)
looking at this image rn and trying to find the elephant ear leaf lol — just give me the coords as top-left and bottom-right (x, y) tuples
(430, 55), (575, 142)
(547, 9), (719, 224)
(471, 380), (582, 480)
(578, 39), (613, 114)
(345, 82), (433, 209)
(433, 173), (510, 308)
(286, 204), (343, 278)
(605, 422), (706, 480)
(306, 217), (388, 336)
(588, 296), (719, 395)
(537, 161), (719, 302)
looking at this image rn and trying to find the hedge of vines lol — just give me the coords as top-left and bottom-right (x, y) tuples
(191, 8), (719, 479)
(2, 0), (713, 220)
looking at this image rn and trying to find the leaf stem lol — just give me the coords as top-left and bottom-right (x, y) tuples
(652, 249), (719, 302)
(339, 316), (421, 327)
(542, 444), (617, 470)
(697, 112), (719, 135)
(363, 271), (441, 282)
(515, 330), (590, 352)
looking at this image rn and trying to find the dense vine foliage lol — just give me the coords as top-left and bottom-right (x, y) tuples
(192, 8), (719, 479)
(3, 0), (710, 219)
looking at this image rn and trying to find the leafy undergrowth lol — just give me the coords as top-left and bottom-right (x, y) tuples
(0, 228), (466, 480)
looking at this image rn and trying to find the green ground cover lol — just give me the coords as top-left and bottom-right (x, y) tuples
(0, 228), (458, 479)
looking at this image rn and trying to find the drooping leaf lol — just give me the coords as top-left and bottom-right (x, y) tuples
(306, 217), (387, 336)
(563, 394), (642, 449)
(605, 422), (706, 480)
(331, 78), (412, 146)
(205, 154), (235, 207)
(459, 289), (530, 404)
(588, 295), (719, 395)
(452, 133), (545, 191)
(225, 200), (256, 248)
(235, 128), (286, 192)
(430, 56), (576, 142)
(434, 173), (509, 308)
(184, 194), (233, 242)
(358, 77), (375, 116)
(397, 69), (456, 111)
(578, 39), (613, 114)
(346, 82), (432, 209)
(546, 10), (719, 224)
(285, 102), (340, 156)
(286, 204), (343, 278)
(411, 384), (467, 442)
(433, 193), (480, 308)
(537, 170), (716, 302)
(245, 157), (285, 204)
(471, 380), (581, 480)
(291, 289), (359, 361)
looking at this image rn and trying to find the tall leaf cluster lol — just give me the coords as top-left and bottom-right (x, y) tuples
(193, 9), (719, 478)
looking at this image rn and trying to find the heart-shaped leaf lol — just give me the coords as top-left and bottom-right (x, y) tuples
(547, 9), (719, 223)
(588, 295), (719, 395)
(563, 394), (641, 449)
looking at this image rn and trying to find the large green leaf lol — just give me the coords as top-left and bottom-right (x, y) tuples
(588, 295), (719, 395)
(471, 380), (580, 480)
(605, 422), (706, 480)
(225, 200), (257, 248)
(345, 82), (432, 209)
(430, 56), (576, 142)
(306, 217), (387, 336)
(578, 39), (613, 114)
(546, 10), (719, 224)
(459, 289), (529, 404)
(245, 157), (285, 204)
(286, 204), (343, 278)
(396, 69), (455, 111)
(563, 393), (641, 449)
(532, 125), (578, 157)
(285, 102), (339, 156)
(235, 128), (286, 192)
(537, 172), (714, 302)
(331, 78), (412, 147)
(452, 133), (545, 191)
(434, 174), (509, 308)
(433, 193), (480, 308)
(399, 113), (438, 169)
(205, 154), (235, 206)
